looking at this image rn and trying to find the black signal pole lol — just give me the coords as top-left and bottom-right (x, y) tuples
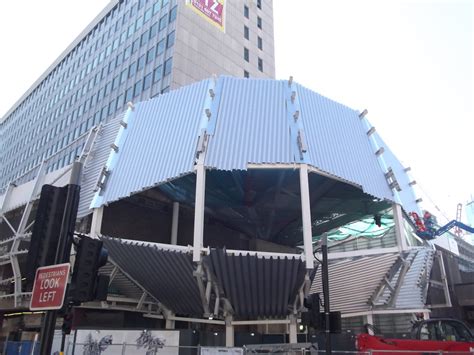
(39, 162), (82, 355)
(321, 233), (332, 355)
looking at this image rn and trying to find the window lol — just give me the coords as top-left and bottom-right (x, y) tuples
(144, 8), (152, 23)
(159, 15), (168, 30)
(244, 70), (249, 78)
(149, 22), (158, 39)
(129, 61), (137, 77)
(156, 39), (166, 55)
(163, 57), (173, 76)
(258, 57), (263, 72)
(167, 31), (175, 48)
(125, 86), (133, 103)
(244, 5), (249, 18)
(244, 26), (249, 40)
(258, 36), (263, 50)
(143, 72), (152, 91)
(257, 16), (262, 29)
(244, 47), (249, 62)
(140, 32), (149, 47)
(132, 38), (140, 53)
(120, 68), (128, 84)
(137, 55), (146, 71)
(257, 0), (262, 9)
(134, 80), (142, 97)
(112, 75), (120, 90)
(153, 65), (162, 82)
(147, 47), (155, 63)
(161, 86), (170, 94)
(169, 6), (178, 22)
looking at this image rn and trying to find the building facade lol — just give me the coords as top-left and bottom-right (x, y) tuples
(0, 0), (275, 189)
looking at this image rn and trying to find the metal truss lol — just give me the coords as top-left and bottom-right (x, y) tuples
(0, 126), (101, 309)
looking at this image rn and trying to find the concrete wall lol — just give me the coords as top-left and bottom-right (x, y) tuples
(172, 0), (275, 88)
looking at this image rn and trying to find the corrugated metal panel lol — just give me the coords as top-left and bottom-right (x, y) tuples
(395, 248), (434, 309)
(374, 313), (413, 336)
(372, 132), (421, 215)
(311, 253), (399, 314)
(77, 115), (124, 218)
(296, 83), (393, 200)
(101, 237), (203, 316)
(204, 248), (306, 318)
(204, 77), (292, 170)
(100, 80), (210, 205)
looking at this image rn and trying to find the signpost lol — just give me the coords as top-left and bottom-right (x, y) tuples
(30, 263), (70, 311)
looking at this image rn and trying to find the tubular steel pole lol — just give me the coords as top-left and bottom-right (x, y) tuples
(322, 233), (331, 355)
(39, 163), (82, 355)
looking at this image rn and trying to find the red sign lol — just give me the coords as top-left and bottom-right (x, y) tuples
(30, 263), (70, 311)
(188, 0), (225, 31)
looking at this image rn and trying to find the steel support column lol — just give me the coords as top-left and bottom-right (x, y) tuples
(90, 207), (104, 238)
(289, 315), (297, 344)
(225, 315), (234, 347)
(193, 164), (206, 262)
(171, 202), (179, 245)
(299, 164), (314, 269)
(393, 203), (408, 251)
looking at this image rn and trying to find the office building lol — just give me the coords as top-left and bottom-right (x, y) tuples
(0, 0), (275, 189)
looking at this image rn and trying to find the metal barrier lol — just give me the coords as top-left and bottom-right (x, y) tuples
(2, 342), (474, 355)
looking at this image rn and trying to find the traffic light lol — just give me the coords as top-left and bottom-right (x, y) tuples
(62, 310), (74, 335)
(70, 237), (109, 303)
(26, 185), (68, 286)
(301, 293), (322, 329)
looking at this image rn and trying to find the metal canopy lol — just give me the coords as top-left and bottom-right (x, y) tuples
(101, 236), (204, 316)
(204, 248), (306, 318)
(90, 76), (405, 211)
(310, 248), (436, 315)
(145, 168), (390, 247)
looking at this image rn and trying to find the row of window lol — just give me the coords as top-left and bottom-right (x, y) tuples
(1, 0), (177, 184)
(244, 26), (263, 50)
(3, 0), (176, 153)
(2, 58), (173, 180)
(243, 4), (264, 76)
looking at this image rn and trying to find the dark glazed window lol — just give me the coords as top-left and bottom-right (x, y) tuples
(257, 16), (262, 29)
(153, 65), (163, 82)
(244, 5), (249, 18)
(244, 47), (249, 62)
(164, 57), (173, 76)
(143, 73), (152, 90)
(134, 80), (142, 97)
(244, 26), (249, 40)
(258, 36), (263, 50)
(169, 6), (177, 22)
(167, 31), (175, 48)
(258, 58), (263, 72)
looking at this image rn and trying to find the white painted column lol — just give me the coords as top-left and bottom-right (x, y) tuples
(165, 311), (175, 329)
(171, 202), (179, 245)
(90, 207), (104, 238)
(193, 164), (206, 262)
(299, 164), (314, 269)
(366, 314), (374, 335)
(393, 203), (408, 251)
(225, 315), (234, 347)
(289, 315), (298, 344)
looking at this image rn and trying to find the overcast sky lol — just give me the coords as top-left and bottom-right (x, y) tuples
(0, 1), (472, 222)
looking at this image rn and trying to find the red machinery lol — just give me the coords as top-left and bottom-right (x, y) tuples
(356, 319), (474, 354)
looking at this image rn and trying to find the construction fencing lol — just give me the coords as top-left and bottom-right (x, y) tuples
(2, 341), (474, 355)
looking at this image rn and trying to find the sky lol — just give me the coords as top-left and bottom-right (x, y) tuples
(0, 1), (472, 223)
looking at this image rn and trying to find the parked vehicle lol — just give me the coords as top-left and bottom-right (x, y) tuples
(357, 319), (474, 353)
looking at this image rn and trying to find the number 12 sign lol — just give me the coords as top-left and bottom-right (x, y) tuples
(187, 0), (225, 32)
